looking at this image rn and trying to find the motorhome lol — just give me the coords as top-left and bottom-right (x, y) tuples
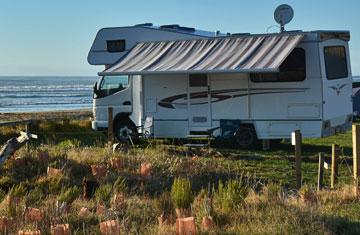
(88, 23), (353, 147)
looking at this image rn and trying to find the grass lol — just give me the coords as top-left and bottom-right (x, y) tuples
(0, 119), (359, 234)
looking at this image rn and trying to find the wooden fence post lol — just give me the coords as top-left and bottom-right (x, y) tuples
(317, 152), (324, 191)
(353, 124), (360, 196)
(331, 144), (339, 189)
(294, 130), (302, 189)
(108, 107), (114, 146)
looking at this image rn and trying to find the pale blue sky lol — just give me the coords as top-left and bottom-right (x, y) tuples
(0, 0), (359, 76)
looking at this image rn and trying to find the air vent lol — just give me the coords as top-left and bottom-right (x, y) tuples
(134, 23), (153, 27)
(192, 117), (207, 123)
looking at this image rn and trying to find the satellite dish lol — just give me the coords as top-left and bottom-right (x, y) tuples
(274, 4), (294, 32)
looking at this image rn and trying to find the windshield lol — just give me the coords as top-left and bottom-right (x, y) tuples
(94, 75), (129, 99)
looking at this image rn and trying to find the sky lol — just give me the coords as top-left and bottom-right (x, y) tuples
(0, 0), (359, 76)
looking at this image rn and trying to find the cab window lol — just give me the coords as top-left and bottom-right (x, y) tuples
(324, 46), (348, 80)
(250, 48), (306, 82)
(94, 75), (129, 98)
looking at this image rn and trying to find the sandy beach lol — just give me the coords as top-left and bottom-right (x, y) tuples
(0, 109), (92, 123)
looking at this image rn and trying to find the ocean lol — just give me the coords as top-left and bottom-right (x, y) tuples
(0, 76), (98, 113)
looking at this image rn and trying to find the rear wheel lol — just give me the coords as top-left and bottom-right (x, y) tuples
(114, 120), (138, 143)
(234, 126), (260, 149)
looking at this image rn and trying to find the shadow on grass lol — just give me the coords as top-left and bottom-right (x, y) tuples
(322, 214), (360, 235)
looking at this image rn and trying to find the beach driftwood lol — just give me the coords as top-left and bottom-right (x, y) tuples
(0, 131), (37, 166)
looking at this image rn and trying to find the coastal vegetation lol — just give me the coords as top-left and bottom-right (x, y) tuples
(0, 117), (359, 234)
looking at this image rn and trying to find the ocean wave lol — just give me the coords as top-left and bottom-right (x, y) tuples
(0, 76), (96, 111)
(0, 85), (92, 92)
(0, 93), (90, 98)
(0, 100), (92, 107)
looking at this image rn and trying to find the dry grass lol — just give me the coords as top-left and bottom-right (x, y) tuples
(0, 118), (360, 234)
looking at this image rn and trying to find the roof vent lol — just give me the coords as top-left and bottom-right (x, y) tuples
(231, 33), (251, 36)
(160, 24), (195, 32)
(135, 23), (153, 27)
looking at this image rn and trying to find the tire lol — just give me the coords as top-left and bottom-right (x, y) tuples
(233, 126), (260, 149)
(271, 139), (283, 146)
(114, 119), (138, 143)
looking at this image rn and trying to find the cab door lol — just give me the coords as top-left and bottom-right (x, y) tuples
(319, 39), (352, 125)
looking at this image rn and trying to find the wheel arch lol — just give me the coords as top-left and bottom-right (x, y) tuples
(113, 112), (135, 130)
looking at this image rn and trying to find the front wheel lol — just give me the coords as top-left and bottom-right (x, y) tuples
(114, 120), (138, 143)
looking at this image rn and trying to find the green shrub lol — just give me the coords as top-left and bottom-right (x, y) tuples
(58, 186), (81, 204)
(48, 176), (68, 194)
(213, 178), (249, 214)
(171, 177), (193, 209)
(192, 189), (213, 220)
(113, 176), (128, 194)
(25, 187), (44, 207)
(264, 182), (284, 201)
(95, 184), (112, 207)
(0, 189), (6, 202)
(9, 183), (27, 197)
(0, 176), (15, 190)
(58, 139), (81, 149)
(155, 191), (174, 216)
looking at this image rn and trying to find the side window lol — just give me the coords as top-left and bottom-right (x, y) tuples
(189, 74), (208, 87)
(107, 40), (126, 53)
(250, 48), (306, 82)
(324, 46), (348, 80)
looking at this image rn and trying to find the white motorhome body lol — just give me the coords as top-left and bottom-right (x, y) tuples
(88, 24), (352, 146)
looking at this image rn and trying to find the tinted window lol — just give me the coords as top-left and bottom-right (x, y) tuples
(324, 46), (348, 80)
(250, 48), (306, 82)
(189, 74), (207, 87)
(107, 40), (126, 52)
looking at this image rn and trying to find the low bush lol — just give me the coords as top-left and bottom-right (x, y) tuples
(171, 177), (193, 209)
(58, 139), (81, 149)
(213, 178), (249, 214)
(95, 184), (112, 207)
(155, 191), (174, 217)
(9, 183), (27, 198)
(113, 176), (128, 194)
(25, 186), (44, 207)
(0, 189), (6, 202)
(58, 186), (81, 205)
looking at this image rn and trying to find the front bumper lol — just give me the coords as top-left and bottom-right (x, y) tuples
(92, 121), (108, 131)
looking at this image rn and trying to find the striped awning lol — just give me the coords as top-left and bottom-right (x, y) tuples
(99, 33), (304, 76)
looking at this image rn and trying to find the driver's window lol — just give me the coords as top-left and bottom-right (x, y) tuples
(100, 75), (129, 91)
